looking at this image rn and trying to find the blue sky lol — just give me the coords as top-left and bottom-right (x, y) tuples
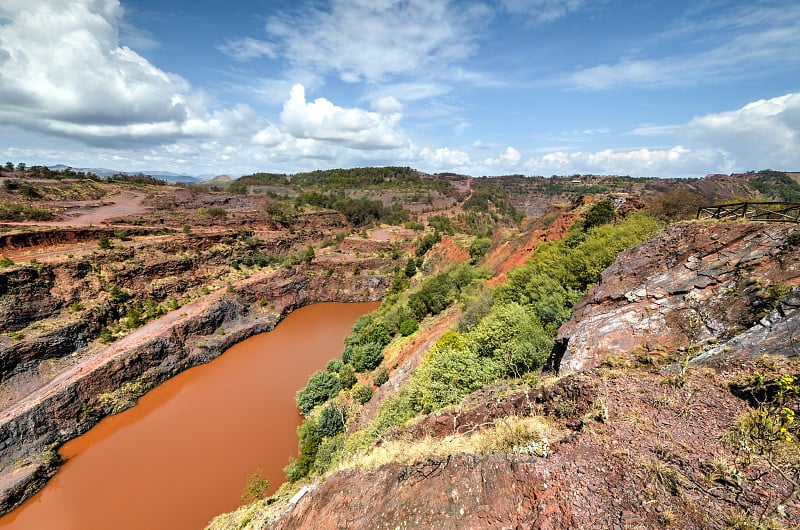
(0, 0), (798, 178)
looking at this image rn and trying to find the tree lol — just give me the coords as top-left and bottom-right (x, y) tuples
(469, 237), (492, 265)
(240, 470), (270, 502)
(296, 370), (341, 415)
(352, 384), (373, 404)
(338, 364), (357, 389)
(584, 199), (614, 230)
(410, 347), (497, 413)
(648, 188), (705, 222)
(4, 162), (13, 171)
(98, 235), (113, 250)
(318, 403), (346, 437)
(399, 318), (419, 336)
(351, 343), (384, 372)
(404, 258), (416, 278)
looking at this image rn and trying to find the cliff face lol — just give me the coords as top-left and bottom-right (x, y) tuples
(556, 222), (800, 373)
(0, 263), (389, 516)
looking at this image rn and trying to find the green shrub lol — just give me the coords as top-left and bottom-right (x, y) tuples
(325, 359), (344, 373)
(352, 384), (373, 405)
(338, 364), (357, 389)
(351, 343), (384, 372)
(0, 255), (14, 268)
(584, 199), (615, 230)
(469, 237), (492, 264)
(318, 403), (346, 437)
(314, 433), (345, 474)
(296, 370), (341, 415)
(409, 347), (497, 413)
(98, 235), (113, 250)
(286, 417), (322, 481)
(240, 471), (269, 502)
(399, 319), (418, 336)
(373, 368), (389, 386)
(373, 390), (417, 432)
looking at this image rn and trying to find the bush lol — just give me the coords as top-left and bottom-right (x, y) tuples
(338, 364), (357, 390)
(240, 471), (269, 502)
(286, 417), (321, 481)
(351, 343), (384, 372)
(399, 319), (418, 336)
(318, 403), (346, 437)
(325, 359), (344, 373)
(98, 235), (113, 250)
(584, 199), (614, 230)
(314, 433), (345, 474)
(469, 302), (552, 376)
(352, 384), (373, 405)
(409, 347), (497, 413)
(469, 237), (492, 265)
(373, 390), (417, 432)
(373, 368), (389, 386)
(296, 370), (341, 415)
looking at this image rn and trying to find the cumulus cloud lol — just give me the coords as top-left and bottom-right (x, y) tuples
(420, 147), (472, 168)
(265, 0), (491, 83)
(371, 96), (404, 115)
(684, 92), (800, 170)
(217, 37), (277, 61)
(0, 0), (196, 144)
(518, 92), (800, 177)
(525, 146), (723, 176)
(279, 84), (408, 149)
(483, 146), (522, 167)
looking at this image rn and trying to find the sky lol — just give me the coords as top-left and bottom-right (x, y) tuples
(0, 0), (798, 178)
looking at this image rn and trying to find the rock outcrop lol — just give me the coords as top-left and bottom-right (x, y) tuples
(556, 222), (800, 373)
(0, 264), (390, 516)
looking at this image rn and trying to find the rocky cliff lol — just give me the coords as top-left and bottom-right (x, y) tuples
(0, 262), (390, 516)
(556, 221), (800, 373)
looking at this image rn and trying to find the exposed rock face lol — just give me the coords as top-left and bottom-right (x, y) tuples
(0, 264), (390, 516)
(693, 286), (800, 363)
(556, 222), (800, 373)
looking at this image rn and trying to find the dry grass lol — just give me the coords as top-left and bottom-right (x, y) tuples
(338, 415), (561, 472)
(641, 460), (682, 496)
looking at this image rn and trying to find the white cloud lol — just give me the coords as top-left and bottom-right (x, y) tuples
(265, 0), (491, 83)
(518, 92), (800, 177)
(0, 0), (191, 144)
(420, 147), (472, 168)
(524, 146), (725, 177)
(568, 4), (800, 90)
(279, 84), (408, 149)
(483, 146), (522, 167)
(365, 83), (453, 102)
(684, 92), (800, 170)
(371, 96), (404, 115)
(500, 0), (599, 24)
(217, 37), (277, 61)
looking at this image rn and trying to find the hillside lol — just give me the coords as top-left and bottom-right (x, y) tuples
(1, 166), (799, 527)
(212, 220), (800, 530)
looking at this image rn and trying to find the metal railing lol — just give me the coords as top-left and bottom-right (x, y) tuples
(697, 202), (800, 223)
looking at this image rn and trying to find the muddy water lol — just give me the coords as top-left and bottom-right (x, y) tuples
(0, 301), (378, 530)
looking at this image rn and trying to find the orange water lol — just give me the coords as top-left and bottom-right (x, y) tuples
(0, 301), (377, 530)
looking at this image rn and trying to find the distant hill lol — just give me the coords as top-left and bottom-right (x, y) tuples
(48, 164), (200, 184)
